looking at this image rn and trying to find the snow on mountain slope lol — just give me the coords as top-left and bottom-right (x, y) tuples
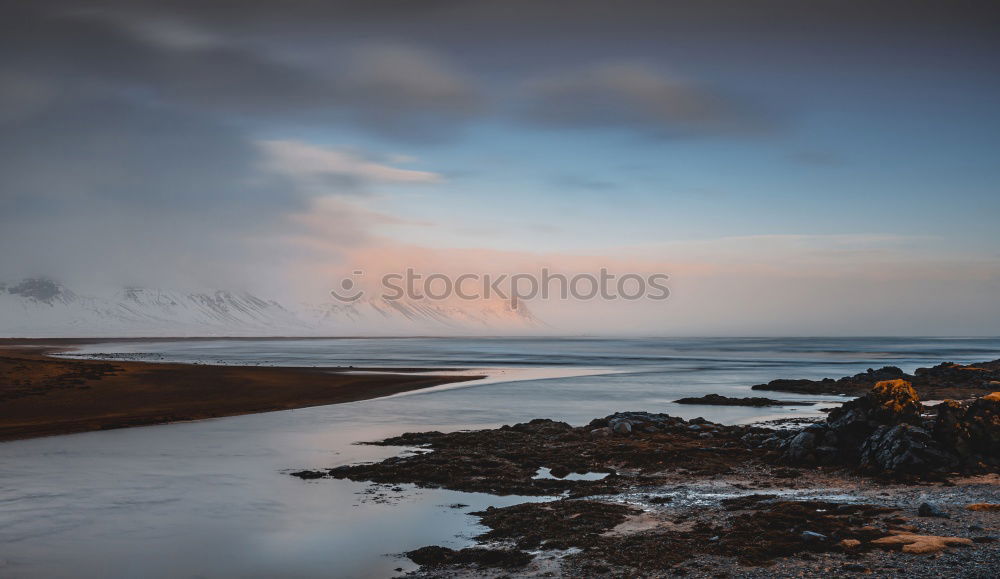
(0, 278), (541, 337)
(301, 294), (541, 331)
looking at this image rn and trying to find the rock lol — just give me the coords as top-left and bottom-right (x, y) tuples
(833, 379), (921, 423)
(774, 381), (1000, 475)
(814, 446), (840, 464)
(859, 424), (956, 474)
(842, 563), (869, 572)
(927, 392), (1000, 470)
(753, 360), (1000, 399)
(687, 424), (702, 431)
(752, 366), (907, 396)
(932, 400), (971, 456)
(801, 531), (827, 542)
(407, 545), (455, 566)
(673, 393), (815, 407)
(789, 379), (922, 464)
(698, 432), (713, 439)
(290, 469), (326, 479)
(775, 379), (983, 474)
(590, 427), (612, 438)
(917, 502), (949, 518)
(963, 392), (1000, 458)
(612, 421), (632, 435)
(783, 430), (818, 462)
(406, 545), (533, 568)
(586, 418), (609, 429)
(770, 380), (995, 476)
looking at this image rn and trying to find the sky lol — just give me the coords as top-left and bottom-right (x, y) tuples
(1, 0), (999, 335)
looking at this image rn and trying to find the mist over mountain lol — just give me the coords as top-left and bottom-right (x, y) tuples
(0, 278), (540, 337)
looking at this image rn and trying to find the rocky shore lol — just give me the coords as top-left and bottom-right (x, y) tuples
(293, 365), (1000, 577)
(769, 381), (999, 476)
(752, 359), (1000, 399)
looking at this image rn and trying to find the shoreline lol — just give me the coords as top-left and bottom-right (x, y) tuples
(0, 342), (483, 442)
(293, 377), (1000, 577)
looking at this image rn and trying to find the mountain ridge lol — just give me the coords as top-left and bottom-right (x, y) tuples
(0, 278), (541, 337)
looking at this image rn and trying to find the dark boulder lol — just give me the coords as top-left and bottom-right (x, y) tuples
(929, 392), (1000, 469)
(781, 380), (924, 466)
(932, 399), (972, 457)
(775, 380), (998, 474)
(827, 379), (922, 426)
(917, 502), (949, 518)
(859, 424), (956, 474)
(963, 393), (1000, 459)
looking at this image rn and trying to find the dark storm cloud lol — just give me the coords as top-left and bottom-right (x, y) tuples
(8, 0), (997, 140)
(0, 3), (483, 139)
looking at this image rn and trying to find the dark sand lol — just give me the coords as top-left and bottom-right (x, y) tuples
(0, 341), (481, 441)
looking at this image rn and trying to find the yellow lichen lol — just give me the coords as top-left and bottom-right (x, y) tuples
(966, 503), (1000, 511)
(871, 532), (973, 554)
(872, 379), (920, 411)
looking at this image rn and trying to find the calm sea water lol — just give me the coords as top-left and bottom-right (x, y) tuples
(1, 337), (998, 578)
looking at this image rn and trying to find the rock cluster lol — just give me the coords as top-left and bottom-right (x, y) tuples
(754, 366), (908, 396)
(589, 412), (722, 437)
(292, 412), (769, 496)
(673, 393), (814, 407)
(770, 379), (1000, 475)
(752, 358), (1000, 399)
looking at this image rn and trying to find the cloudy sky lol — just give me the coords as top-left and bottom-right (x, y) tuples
(2, 0), (999, 335)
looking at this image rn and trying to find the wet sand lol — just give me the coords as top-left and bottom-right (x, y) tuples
(0, 342), (482, 441)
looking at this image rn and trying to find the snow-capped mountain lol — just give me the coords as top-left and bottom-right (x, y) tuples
(0, 278), (541, 337)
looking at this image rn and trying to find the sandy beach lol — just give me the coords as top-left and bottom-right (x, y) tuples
(0, 341), (481, 441)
